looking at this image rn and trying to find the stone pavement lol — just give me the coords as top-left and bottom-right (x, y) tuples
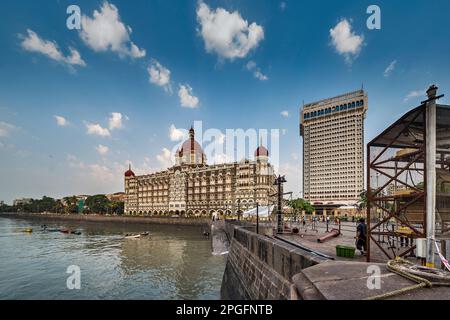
(293, 261), (450, 300)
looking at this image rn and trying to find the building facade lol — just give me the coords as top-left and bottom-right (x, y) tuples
(124, 128), (277, 216)
(300, 89), (368, 206)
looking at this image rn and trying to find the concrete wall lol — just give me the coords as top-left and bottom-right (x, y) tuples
(0, 213), (210, 227)
(221, 222), (327, 300)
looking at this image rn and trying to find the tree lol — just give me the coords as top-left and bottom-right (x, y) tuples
(358, 190), (367, 210)
(85, 195), (110, 214)
(287, 198), (315, 215)
(63, 196), (79, 214)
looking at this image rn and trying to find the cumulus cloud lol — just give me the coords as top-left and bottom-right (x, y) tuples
(156, 148), (174, 168)
(384, 60), (397, 78)
(86, 122), (110, 137)
(54, 115), (68, 127)
(20, 29), (86, 67)
(329, 19), (364, 63)
(96, 144), (109, 155)
(196, 2), (264, 60)
(0, 121), (15, 137)
(88, 163), (115, 182)
(281, 111), (289, 118)
(178, 84), (200, 108)
(169, 124), (187, 141)
(246, 60), (268, 81)
(80, 2), (146, 58)
(148, 59), (172, 92)
(108, 112), (124, 130)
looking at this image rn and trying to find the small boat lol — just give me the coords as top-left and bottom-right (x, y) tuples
(125, 234), (142, 239)
(140, 231), (150, 237)
(23, 228), (33, 233)
(70, 230), (82, 235)
(59, 229), (69, 234)
(46, 228), (60, 232)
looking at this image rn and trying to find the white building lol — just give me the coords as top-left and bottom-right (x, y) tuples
(300, 89), (368, 206)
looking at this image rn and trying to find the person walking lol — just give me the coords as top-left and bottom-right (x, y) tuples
(356, 218), (367, 256)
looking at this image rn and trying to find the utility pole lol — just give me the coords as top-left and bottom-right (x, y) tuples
(274, 175), (287, 234)
(423, 85), (444, 268)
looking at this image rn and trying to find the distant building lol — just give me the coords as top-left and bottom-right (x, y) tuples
(106, 192), (125, 202)
(300, 89), (368, 207)
(13, 198), (33, 206)
(0, 201), (4, 206)
(124, 127), (277, 216)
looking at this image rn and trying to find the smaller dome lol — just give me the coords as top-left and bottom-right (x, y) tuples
(255, 146), (269, 157)
(125, 164), (135, 177)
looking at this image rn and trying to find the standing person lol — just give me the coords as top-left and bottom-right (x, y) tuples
(356, 218), (367, 256)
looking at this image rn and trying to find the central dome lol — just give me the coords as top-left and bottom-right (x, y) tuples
(176, 127), (206, 166)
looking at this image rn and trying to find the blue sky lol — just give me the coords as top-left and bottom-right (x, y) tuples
(1, 0), (450, 203)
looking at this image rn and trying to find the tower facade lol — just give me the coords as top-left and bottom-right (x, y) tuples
(300, 90), (368, 206)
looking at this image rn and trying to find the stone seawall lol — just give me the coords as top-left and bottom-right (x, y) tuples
(0, 213), (210, 227)
(221, 223), (328, 300)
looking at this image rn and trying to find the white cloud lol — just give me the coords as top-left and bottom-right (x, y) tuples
(86, 122), (110, 137)
(148, 59), (172, 92)
(0, 122), (15, 137)
(96, 144), (109, 155)
(156, 148), (173, 168)
(178, 84), (200, 108)
(196, 2), (264, 60)
(88, 163), (114, 182)
(169, 124), (187, 142)
(20, 29), (86, 67)
(254, 70), (268, 81)
(80, 2), (146, 58)
(246, 60), (268, 81)
(384, 60), (397, 78)
(281, 111), (289, 118)
(108, 112), (124, 130)
(329, 19), (364, 62)
(404, 89), (425, 102)
(280, 2), (287, 11)
(54, 115), (68, 127)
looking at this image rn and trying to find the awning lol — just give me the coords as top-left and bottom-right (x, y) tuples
(242, 205), (274, 218)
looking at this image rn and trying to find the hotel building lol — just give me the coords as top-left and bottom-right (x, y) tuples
(124, 127), (277, 216)
(300, 89), (368, 206)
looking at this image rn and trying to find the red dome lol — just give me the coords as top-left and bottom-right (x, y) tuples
(125, 164), (135, 177)
(255, 146), (269, 157)
(179, 139), (204, 158)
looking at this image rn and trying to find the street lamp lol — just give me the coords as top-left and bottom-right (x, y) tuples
(274, 175), (287, 234)
(256, 202), (259, 235)
(237, 199), (241, 221)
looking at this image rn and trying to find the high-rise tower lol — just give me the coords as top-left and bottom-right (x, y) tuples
(300, 90), (368, 206)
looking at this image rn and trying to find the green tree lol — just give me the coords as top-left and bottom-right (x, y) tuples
(63, 196), (79, 214)
(287, 198), (315, 215)
(358, 190), (367, 210)
(85, 195), (110, 214)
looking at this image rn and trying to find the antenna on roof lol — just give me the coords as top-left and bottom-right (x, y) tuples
(361, 82), (364, 91)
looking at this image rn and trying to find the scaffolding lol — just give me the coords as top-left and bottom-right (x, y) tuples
(367, 91), (450, 264)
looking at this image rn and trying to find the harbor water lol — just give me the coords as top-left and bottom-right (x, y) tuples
(0, 216), (226, 300)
